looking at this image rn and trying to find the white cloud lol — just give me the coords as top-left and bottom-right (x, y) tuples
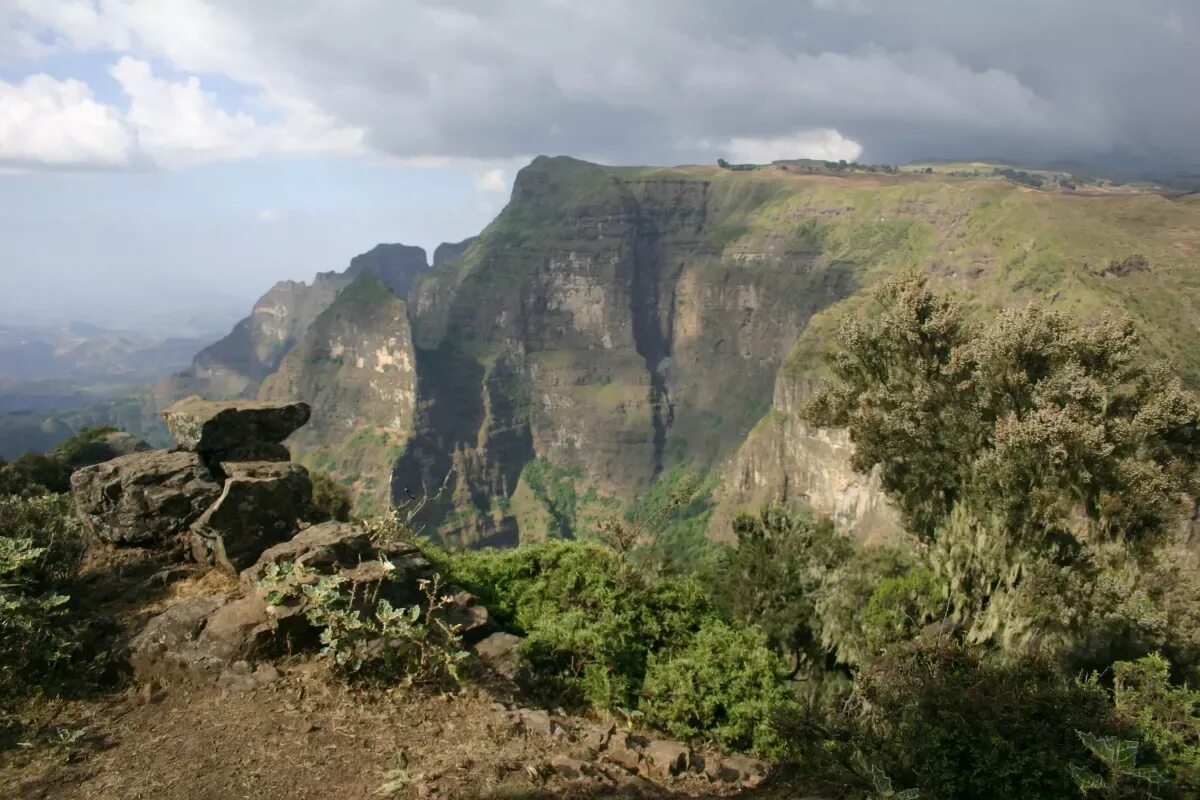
(473, 167), (508, 195)
(0, 73), (133, 167)
(725, 129), (864, 164)
(256, 208), (285, 222)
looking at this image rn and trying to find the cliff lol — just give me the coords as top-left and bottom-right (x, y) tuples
(165, 157), (1200, 548)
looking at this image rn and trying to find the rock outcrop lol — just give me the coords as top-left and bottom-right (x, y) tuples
(128, 518), (493, 686)
(188, 461), (313, 573)
(71, 450), (222, 545)
(71, 398), (315, 572)
(162, 396), (310, 459)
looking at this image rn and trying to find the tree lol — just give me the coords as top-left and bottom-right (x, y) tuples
(803, 273), (1200, 661)
(804, 271), (1200, 548)
(712, 507), (850, 674)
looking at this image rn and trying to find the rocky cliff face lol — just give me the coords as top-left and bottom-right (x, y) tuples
(159, 244), (432, 404)
(259, 272), (418, 514)
(165, 157), (1200, 550)
(396, 157), (861, 545)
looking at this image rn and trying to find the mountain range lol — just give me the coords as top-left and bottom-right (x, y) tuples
(156, 155), (1200, 550)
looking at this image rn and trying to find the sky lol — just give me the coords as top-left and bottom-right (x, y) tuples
(1, 0), (1197, 331)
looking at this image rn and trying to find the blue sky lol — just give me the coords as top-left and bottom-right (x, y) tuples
(1, 1), (1196, 332)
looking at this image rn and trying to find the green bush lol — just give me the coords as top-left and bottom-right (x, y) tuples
(307, 469), (353, 523)
(640, 619), (797, 757)
(448, 540), (718, 710)
(842, 639), (1120, 800)
(1112, 653), (1200, 792)
(0, 494), (93, 710)
(0, 452), (72, 497)
(859, 567), (946, 659)
(256, 562), (467, 686)
(712, 506), (850, 672)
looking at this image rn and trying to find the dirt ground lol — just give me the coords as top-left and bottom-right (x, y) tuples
(0, 666), (809, 800)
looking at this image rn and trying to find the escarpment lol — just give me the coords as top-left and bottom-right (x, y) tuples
(161, 156), (1200, 547)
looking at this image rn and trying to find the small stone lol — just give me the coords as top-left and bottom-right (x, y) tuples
(548, 755), (591, 780)
(712, 755), (769, 788)
(253, 662), (281, 685)
(642, 739), (691, 778)
(517, 709), (554, 737)
(582, 721), (616, 751)
(604, 731), (642, 773)
(474, 632), (522, 679)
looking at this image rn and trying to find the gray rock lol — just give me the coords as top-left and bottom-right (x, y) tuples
(241, 521), (376, 586)
(604, 731), (643, 772)
(548, 755), (591, 780)
(709, 755), (769, 787)
(163, 395), (310, 454)
(189, 461), (312, 574)
(581, 721), (616, 752)
(473, 632), (522, 679)
(516, 708), (555, 737)
(71, 449), (222, 546)
(642, 740), (691, 778)
(127, 595), (229, 682)
(436, 590), (494, 643)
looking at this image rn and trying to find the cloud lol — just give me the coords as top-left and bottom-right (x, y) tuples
(473, 167), (508, 195)
(2, 0), (1198, 169)
(726, 129), (863, 164)
(0, 73), (133, 167)
(256, 208), (285, 222)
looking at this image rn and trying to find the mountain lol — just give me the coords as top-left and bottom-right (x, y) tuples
(156, 243), (434, 403)
(166, 155), (1200, 549)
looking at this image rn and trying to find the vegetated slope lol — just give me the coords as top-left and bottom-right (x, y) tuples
(160, 156), (1200, 548)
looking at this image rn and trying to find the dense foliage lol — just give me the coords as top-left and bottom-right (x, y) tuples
(0, 494), (95, 714)
(445, 539), (788, 755)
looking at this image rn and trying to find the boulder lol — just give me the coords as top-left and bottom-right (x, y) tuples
(707, 755), (769, 788)
(162, 396), (310, 456)
(642, 740), (691, 778)
(242, 520), (376, 586)
(128, 595), (231, 682)
(71, 449), (222, 546)
(188, 461), (312, 574)
(473, 632), (522, 679)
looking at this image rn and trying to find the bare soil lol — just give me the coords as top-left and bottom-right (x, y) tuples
(1, 670), (802, 800)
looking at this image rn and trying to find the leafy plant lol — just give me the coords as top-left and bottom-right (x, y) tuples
(1111, 654), (1200, 791)
(866, 766), (921, 800)
(307, 469), (353, 523)
(1070, 731), (1168, 799)
(0, 495), (94, 715)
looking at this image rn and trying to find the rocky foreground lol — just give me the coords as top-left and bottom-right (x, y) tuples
(12, 398), (777, 799)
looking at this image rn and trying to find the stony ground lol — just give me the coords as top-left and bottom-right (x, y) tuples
(0, 669), (807, 800)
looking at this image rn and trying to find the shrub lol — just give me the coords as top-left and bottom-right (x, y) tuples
(308, 469), (353, 523)
(1111, 654), (1200, 791)
(258, 562), (467, 686)
(448, 540), (718, 711)
(640, 619), (797, 757)
(0, 494), (92, 710)
(844, 639), (1119, 800)
(859, 567), (945, 658)
(712, 506), (850, 672)
(0, 452), (72, 497)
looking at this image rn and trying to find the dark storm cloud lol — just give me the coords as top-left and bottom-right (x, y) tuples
(212, 0), (1200, 166)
